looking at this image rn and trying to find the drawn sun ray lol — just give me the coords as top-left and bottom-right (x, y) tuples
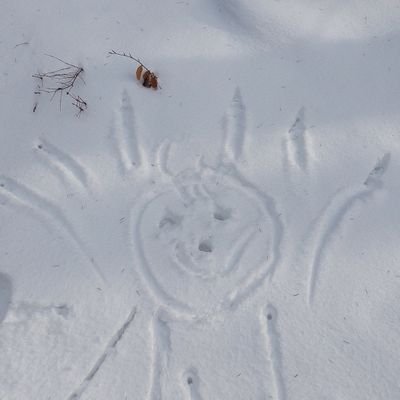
(306, 153), (390, 304)
(35, 138), (90, 189)
(0, 175), (105, 283)
(111, 90), (143, 174)
(156, 139), (173, 177)
(221, 87), (246, 163)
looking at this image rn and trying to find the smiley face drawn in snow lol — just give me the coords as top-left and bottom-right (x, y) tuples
(131, 162), (281, 318)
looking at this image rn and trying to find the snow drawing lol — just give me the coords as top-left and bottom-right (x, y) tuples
(0, 87), (389, 400)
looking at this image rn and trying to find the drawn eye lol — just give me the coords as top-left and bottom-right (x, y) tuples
(213, 207), (231, 221)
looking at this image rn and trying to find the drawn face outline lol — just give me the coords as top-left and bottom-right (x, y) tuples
(131, 162), (281, 318)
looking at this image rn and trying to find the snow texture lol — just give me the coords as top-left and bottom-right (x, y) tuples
(0, 1), (400, 399)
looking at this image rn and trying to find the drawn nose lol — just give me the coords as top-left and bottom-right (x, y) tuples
(198, 239), (213, 253)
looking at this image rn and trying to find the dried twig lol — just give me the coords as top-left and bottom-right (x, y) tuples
(69, 93), (87, 117)
(108, 50), (150, 71)
(32, 55), (87, 114)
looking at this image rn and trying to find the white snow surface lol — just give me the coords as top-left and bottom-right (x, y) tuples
(1, 1), (400, 399)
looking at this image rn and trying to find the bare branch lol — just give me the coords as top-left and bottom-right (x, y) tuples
(44, 54), (80, 69)
(68, 92), (87, 117)
(32, 55), (87, 115)
(108, 50), (151, 72)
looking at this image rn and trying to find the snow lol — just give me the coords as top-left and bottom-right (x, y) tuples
(1, 1), (400, 399)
